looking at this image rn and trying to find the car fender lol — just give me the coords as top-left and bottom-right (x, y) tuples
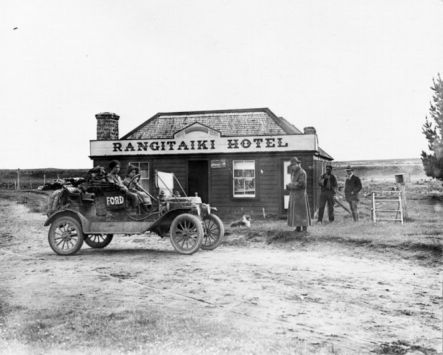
(44, 209), (89, 232)
(148, 208), (195, 232)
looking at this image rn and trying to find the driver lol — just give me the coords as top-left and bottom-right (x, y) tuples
(123, 165), (152, 207)
(106, 160), (139, 208)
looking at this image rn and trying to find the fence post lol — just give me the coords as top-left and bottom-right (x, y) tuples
(399, 184), (408, 219)
(17, 168), (20, 190)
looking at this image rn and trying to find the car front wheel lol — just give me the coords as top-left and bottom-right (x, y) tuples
(201, 214), (224, 250)
(169, 213), (203, 255)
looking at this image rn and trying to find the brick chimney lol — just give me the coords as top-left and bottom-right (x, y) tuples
(303, 126), (316, 135)
(96, 112), (119, 140)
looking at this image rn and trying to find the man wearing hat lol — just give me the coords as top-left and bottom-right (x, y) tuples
(317, 164), (338, 223)
(286, 157), (311, 232)
(344, 165), (362, 221)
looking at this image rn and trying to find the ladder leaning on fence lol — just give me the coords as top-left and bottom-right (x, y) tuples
(371, 191), (404, 224)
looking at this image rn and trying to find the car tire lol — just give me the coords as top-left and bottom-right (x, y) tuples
(201, 214), (224, 250)
(170, 213), (203, 255)
(48, 216), (84, 255)
(84, 234), (113, 249)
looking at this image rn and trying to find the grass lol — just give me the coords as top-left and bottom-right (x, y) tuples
(1, 306), (337, 355)
(223, 180), (443, 266)
(226, 219), (442, 255)
(0, 190), (50, 214)
(374, 340), (437, 355)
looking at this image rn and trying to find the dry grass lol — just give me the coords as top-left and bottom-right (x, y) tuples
(224, 180), (443, 266)
(0, 190), (50, 214)
(1, 306), (340, 355)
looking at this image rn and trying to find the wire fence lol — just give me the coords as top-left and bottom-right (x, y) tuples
(0, 170), (89, 190)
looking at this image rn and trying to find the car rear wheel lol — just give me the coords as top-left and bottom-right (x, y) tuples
(48, 216), (84, 255)
(170, 213), (203, 255)
(84, 234), (113, 248)
(201, 214), (224, 250)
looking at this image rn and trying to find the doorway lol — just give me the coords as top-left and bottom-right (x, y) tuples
(188, 160), (209, 202)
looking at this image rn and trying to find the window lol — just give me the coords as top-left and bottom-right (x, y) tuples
(128, 162), (150, 191)
(233, 160), (255, 198)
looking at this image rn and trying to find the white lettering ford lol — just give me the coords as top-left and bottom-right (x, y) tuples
(106, 196), (124, 206)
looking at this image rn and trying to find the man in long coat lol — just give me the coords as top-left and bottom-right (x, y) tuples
(287, 157), (311, 232)
(344, 165), (362, 221)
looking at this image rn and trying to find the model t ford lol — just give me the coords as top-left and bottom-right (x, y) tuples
(44, 169), (224, 255)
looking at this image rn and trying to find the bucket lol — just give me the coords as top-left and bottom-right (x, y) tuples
(394, 174), (404, 184)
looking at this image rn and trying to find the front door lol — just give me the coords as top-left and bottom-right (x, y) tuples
(188, 160), (209, 202)
(283, 160), (291, 210)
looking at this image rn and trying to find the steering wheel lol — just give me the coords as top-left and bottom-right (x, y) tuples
(129, 173), (141, 185)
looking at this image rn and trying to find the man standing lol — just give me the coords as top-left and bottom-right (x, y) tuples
(317, 164), (337, 223)
(344, 165), (362, 221)
(287, 157), (311, 232)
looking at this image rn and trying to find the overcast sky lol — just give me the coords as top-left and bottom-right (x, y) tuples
(1, 0), (442, 169)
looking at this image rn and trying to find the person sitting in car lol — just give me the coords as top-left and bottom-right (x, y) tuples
(123, 165), (152, 207)
(107, 160), (138, 208)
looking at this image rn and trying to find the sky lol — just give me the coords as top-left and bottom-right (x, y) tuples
(1, 0), (443, 169)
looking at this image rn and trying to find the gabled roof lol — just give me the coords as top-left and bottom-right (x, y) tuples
(121, 108), (302, 139)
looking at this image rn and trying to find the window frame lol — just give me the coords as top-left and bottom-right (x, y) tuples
(232, 159), (256, 199)
(128, 161), (150, 191)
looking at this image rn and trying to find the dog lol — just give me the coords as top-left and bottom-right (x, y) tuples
(230, 214), (251, 228)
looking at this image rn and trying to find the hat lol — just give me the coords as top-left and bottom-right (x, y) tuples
(290, 157), (301, 165)
(326, 164), (333, 169)
(345, 165), (353, 171)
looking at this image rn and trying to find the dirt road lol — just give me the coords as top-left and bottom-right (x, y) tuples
(0, 198), (441, 354)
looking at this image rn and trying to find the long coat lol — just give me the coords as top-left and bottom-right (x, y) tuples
(287, 166), (311, 227)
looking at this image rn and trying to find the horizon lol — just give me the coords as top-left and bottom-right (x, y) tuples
(0, 157), (424, 171)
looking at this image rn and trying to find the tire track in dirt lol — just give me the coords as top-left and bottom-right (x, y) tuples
(97, 267), (377, 352)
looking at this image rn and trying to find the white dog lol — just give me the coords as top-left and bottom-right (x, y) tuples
(230, 215), (251, 228)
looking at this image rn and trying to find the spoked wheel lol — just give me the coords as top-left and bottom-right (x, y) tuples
(201, 214), (225, 250)
(84, 234), (113, 249)
(48, 216), (84, 255)
(170, 213), (203, 255)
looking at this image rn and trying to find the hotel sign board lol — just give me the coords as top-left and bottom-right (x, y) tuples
(210, 159), (227, 168)
(90, 135), (318, 156)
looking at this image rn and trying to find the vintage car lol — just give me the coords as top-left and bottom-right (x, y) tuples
(44, 171), (224, 255)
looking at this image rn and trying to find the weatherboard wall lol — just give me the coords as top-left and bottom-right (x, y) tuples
(92, 108), (332, 218)
(93, 152), (323, 217)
